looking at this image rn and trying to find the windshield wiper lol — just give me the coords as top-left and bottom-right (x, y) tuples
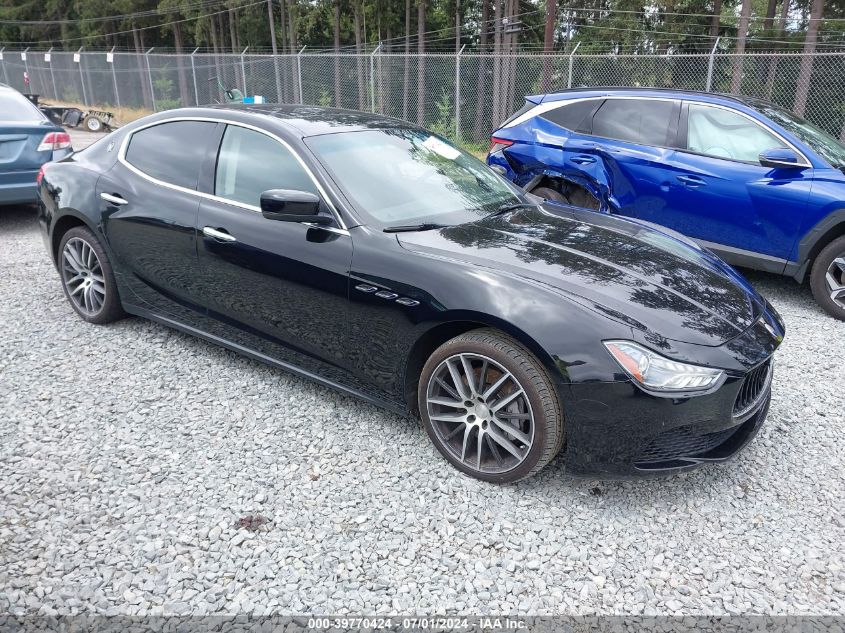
(383, 201), (536, 233)
(383, 222), (449, 233)
(484, 201), (538, 219)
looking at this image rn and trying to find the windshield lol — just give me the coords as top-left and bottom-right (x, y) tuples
(0, 90), (47, 123)
(306, 128), (520, 227)
(752, 101), (845, 168)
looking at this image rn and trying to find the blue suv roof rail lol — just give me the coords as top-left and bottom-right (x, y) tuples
(534, 86), (750, 106)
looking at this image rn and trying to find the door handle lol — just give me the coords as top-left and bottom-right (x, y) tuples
(100, 192), (128, 206)
(202, 226), (237, 242)
(677, 175), (707, 187)
(570, 155), (596, 165)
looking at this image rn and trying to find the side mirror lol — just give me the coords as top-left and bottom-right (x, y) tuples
(759, 147), (803, 169)
(260, 189), (332, 225)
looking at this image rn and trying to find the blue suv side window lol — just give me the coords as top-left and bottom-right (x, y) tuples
(592, 99), (674, 146)
(539, 99), (602, 133)
(686, 104), (786, 163)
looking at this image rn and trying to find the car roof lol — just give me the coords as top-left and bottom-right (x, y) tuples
(205, 103), (416, 136)
(533, 87), (769, 108)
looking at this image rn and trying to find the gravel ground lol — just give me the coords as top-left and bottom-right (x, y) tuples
(66, 129), (104, 151)
(1, 131), (844, 616)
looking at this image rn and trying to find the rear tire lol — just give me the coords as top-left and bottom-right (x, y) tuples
(418, 329), (564, 483)
(58, 226), (126, 325)
(531, 186), (566, 203)
(810, 235), (845, 321)
(564, 184), (602, 211)
(532, 183), (601, 211)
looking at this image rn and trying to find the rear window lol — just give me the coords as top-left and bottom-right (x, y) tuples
(539, 99), (602, 132)
(499, 101), (536, 128)
(125, 121), (217, 190)
(591, 98), (675, 146)
(0, 90), (46, 122)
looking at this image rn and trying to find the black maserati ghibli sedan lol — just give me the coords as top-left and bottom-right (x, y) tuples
(37, 105), (785, 482)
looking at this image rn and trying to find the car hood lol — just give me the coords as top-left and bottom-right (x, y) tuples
(396, 205), (765, 347)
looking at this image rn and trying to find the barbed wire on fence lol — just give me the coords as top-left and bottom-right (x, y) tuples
(1, 48), (844, 144)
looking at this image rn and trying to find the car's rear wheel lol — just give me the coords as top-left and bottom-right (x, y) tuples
(563, 184), (601, 211)
(532, 183), (601, 211)
(58, 226), (125, 324)
(810, 235), (845, 321)
(531, 186), (566, 203)
(418, 329), (564, 483)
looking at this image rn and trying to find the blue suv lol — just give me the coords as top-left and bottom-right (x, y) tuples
(487, 88), (845, 320)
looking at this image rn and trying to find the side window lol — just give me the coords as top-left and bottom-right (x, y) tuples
(214, 125), (317, 207)
(686, 104), (786, 163)
(539, 99), (602, 133)
(591, 99), (674, 146)
(125, 121), (217, 189)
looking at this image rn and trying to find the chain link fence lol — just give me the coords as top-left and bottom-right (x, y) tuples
(2, 48), (844, 146)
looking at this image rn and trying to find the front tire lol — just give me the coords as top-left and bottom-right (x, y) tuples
(810, 235), (845, 321)
(418, 329), (564, 483)
(58, 226), (126, 324)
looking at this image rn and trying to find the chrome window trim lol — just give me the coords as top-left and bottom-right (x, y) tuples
(503, 96), (681, 150)
(118, 115), (349, 233)
(500, 96), (601, 129)
(500, 95), (678, 131)
(503, 94), (812, 167)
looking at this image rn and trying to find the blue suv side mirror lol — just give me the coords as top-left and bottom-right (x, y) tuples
(759, 147), (803, 169)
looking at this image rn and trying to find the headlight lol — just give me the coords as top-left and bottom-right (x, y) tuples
(603, 340), (725, 393)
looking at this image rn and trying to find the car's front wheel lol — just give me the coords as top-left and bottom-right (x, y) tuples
(418, 329), (564, 483)
(810, 235), (845, 321)
(58, 226), (126, 324)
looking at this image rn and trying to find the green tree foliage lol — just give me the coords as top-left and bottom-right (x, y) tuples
(0, 0), (841, 52)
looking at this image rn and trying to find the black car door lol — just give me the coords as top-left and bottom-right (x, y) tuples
(192, 123), (355, 381)
(99, 119), (222, 326)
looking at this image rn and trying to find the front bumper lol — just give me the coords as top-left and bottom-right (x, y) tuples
(562, 362), (772, 478)
(558, 296), (783, 478)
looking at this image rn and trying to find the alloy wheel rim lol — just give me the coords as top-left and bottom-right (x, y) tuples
(825, 256), (845, 309)
(61, 237), (106, 316)
(426, 353), (535, 474)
